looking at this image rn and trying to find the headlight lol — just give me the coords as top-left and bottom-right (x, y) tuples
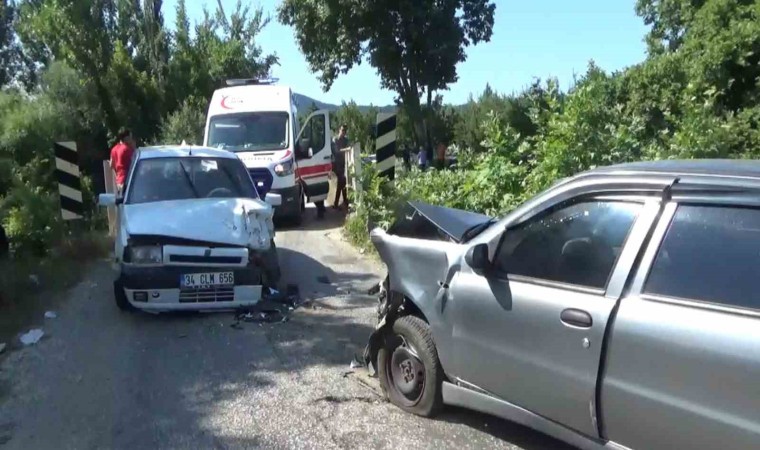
(274, 159), (295, 176)
(128, 246), (163, 264)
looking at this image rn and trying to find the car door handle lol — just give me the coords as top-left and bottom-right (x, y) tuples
(323, 156), (331, 160)
(560, 308), (593, 328)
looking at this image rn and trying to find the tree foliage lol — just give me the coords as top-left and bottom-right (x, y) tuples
(0, 0), (275, 254)
(278, 0), (496, 147)
(347, 0), (760, 248)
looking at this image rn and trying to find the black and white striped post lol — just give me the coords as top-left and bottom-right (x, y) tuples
(375, 112), (397, 180)
(54, 141), (84, 220)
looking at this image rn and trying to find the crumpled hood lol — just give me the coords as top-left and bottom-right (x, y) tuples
(386, 201), (492, 243)
(123, 198), (274, 249)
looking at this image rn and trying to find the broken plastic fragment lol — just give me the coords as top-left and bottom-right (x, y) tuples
(269, 287), (279, 295)
(44, 311), (57, 319)
(349, 356), (363, 369)
(20, 329), (44, 345)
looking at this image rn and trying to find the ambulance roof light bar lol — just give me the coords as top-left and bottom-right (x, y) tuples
(224, 78), (279, 87)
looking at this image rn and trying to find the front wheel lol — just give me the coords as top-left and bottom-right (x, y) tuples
(262, 239), (281, 288)
(113, 279), (134, 312)
(378, 315), (443, 417)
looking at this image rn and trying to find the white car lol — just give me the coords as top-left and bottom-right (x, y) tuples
(99, 145), (282, 312)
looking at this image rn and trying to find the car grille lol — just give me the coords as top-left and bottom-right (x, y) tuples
(169, 255), (243, 265)
(179, 287), (235, 303)
(248, 168), (273, 196)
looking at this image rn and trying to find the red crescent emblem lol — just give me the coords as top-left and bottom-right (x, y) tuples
(221, 96), (233, 110)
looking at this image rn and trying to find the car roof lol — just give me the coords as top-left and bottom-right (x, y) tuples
(586, 159), (760, 180)
(136, 145), (238, 160)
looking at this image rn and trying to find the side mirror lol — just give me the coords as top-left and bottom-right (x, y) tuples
(465, 243), (490, 271)
(264, 192), (282, 207)
(297, 138), (312, 159)
(98, 193), (122, 207)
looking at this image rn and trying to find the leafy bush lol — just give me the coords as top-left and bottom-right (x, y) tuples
(1, 184), (62, 256)
(158, 97), (207, 145)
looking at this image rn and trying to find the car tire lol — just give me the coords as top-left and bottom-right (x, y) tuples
(113, 279), (134, 312)
(262, 239), (281, 287)
(378, 315), (443, 417)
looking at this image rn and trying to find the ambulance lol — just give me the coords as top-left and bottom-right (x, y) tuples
(203, 79), (333, 223)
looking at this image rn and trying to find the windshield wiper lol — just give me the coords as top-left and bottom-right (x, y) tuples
(178, 161), (200, 198)
(219, 165), (244, 197)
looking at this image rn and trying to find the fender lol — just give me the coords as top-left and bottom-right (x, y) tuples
(363, 228), (462, 375)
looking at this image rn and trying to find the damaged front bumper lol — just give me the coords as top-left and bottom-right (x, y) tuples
(117, 240), (275, 312)
(119, 263), (264, 312)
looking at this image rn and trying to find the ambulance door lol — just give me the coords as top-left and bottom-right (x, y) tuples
(294, 110), (332, 202)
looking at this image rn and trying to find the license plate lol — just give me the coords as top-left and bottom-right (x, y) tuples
(180, 272), (234, 289)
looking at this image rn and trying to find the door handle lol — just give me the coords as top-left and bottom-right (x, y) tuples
(323, 156), (331, 160)
(560, 308), (593, 328)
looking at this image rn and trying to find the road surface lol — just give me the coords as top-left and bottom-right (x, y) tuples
(0, 209), (572, 450)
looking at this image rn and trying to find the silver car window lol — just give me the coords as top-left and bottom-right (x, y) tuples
(644, 205), (760, 311)
(494, 201), (642, 289)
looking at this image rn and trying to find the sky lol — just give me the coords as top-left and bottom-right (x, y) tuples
(163, 1), (650, 106)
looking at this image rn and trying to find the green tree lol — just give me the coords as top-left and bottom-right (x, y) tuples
(333, 101), (377, 154)
(278, 0), (496, 148)
(0, 0), (23, 87)
(17, 0), (122, 133)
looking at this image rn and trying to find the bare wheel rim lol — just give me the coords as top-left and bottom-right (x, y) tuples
(387, 337), (426, 406)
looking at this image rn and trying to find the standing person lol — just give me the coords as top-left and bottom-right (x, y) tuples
(110, 129), (136, 195)
(417, 145), (428, 170)
(331, 125), (350, 211)
(435, 142), (447, 170)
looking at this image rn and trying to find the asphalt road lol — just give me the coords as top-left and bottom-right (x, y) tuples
(0, 208), (573, 450)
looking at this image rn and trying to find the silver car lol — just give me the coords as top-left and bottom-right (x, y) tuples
(365, 160), (760, 450)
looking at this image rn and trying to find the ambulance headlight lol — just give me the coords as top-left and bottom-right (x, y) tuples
(274, 159), (295, 176)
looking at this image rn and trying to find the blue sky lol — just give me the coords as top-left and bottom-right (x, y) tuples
(163, 1), (649, 106)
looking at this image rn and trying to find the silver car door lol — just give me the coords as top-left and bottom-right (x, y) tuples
(447, 198), (660, 438)
(602, 201), (760, 450)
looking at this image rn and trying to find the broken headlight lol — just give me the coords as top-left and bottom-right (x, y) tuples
(128, 245), (163, 264)
(274, 159), (295, 177)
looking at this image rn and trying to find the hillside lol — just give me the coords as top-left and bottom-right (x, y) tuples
(293, 92), (396, 114)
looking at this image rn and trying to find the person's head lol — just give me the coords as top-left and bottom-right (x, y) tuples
(338, 125), (347, 138)
(117, 128), (135, 148)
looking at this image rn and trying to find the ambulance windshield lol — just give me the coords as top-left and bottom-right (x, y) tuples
(208, 112), (289, 152)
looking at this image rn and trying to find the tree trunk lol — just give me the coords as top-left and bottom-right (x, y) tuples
(401, 91), (425, 150)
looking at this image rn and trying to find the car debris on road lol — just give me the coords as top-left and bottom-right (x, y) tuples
(19, 329), (44, 346)
(230, 284), (302, 326)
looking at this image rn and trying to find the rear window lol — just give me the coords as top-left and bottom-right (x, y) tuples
(644, 205), (760, 311)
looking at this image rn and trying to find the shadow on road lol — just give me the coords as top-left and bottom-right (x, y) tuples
(275, 206), (348, 233)
(277, 247), (377, 300)
(436, 407), (577, 450)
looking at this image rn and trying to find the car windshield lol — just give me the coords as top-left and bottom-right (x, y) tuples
(126, 157), (258, 204)
(207, 112), (289, 152)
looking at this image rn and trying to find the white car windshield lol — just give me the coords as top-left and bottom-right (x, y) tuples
(208, 112), (289, 152)
(126, 157), (258, 204)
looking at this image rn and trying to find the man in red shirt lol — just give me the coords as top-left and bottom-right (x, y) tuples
(110, 129), (136, 195)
